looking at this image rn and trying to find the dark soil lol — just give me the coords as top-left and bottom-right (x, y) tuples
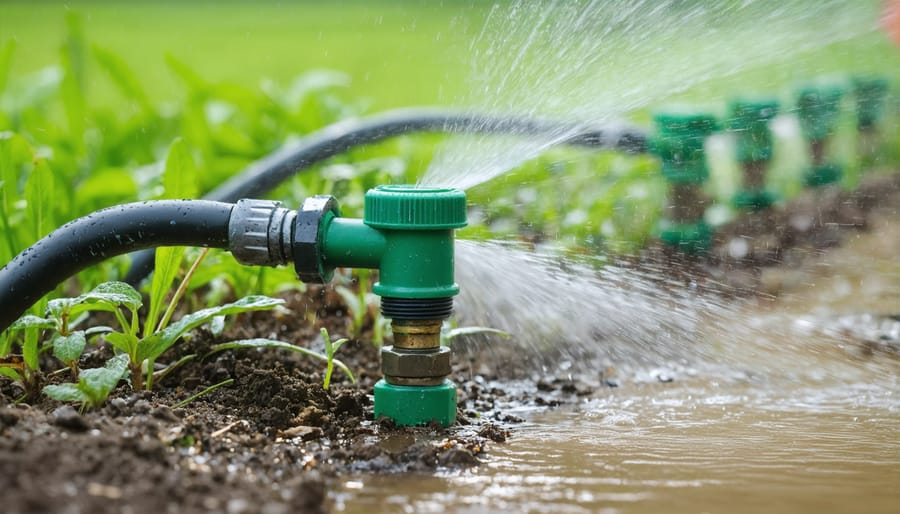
(1, 171), (898, 514)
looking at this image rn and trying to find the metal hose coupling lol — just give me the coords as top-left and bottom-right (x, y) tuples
(228, 199), (296, 267)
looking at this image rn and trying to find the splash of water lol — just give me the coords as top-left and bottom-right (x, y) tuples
(453, 240), (734, 368)
(453, 240), (896, 383)
(421, 0), (878, 191)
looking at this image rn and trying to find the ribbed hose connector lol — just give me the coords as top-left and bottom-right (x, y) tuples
(228, 199), (296, 267)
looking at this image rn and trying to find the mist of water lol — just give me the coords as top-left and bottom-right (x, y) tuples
(421, 0), (878, 191)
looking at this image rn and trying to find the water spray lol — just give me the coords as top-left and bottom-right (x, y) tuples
(796, 81), (846, 187)
(0, 185), (466, 427)
(650, 109), (718, 254)
(728, 97), (780, 211)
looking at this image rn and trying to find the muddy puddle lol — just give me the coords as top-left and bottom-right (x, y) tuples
(332, 213), (900, 513)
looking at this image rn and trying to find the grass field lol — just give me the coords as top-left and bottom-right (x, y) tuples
(4, 1), (900, 113)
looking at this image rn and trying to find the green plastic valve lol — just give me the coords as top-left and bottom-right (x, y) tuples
(853, 76), (890, 130)
(320, 185), (467, 300)
(728, 97), (779, 163)
(316, 185), (467, 427)
(796, 82), (846, 142)
(650, 109), (719, 184)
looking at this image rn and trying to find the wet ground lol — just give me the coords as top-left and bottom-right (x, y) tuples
(334, 190), (900, 514)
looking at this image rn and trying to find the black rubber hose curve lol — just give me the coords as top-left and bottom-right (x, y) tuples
(124, 108), (649, 285)
(0, 200), (234, 333)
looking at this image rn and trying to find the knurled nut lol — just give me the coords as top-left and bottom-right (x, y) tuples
(229, 199), (291, 266)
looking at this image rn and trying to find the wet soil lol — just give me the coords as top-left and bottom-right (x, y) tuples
(1, 171), (897, 514)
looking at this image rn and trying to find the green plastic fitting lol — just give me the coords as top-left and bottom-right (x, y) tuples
(852, 75), (890, 130)
(650, 108), (719, 184)
(796, 81), (846, 143)
(728, 97), (779, 163)
(314, 185), (467, 428)
(728, 97), (780, 211)
(651, 108), (717, 253)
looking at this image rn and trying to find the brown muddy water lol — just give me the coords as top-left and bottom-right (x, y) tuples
(332, 215), (900, 513)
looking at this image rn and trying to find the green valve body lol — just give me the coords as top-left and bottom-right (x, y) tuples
(796, 81), (846, 187)
(650, 109), (719, 184)
(796, 82), (846, 142)
(853, 76), (889, 130)
(317, 185), (466, 427)
(728, 97), (780, 211)
(651, 109), (717, 252)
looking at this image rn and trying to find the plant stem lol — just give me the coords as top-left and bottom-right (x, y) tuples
(171, 378), (234, 409)
(130, 363), (143, 391)
(157, 248), (209, 332)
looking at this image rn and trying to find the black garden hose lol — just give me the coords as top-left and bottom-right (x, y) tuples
(124, 108), (649, 284)
(0, 200), (234, 332)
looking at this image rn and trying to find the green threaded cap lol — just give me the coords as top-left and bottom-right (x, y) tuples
(364, 185), (467, 230)
(373, 379), (457, 427)
(796, 81), (846, 141)
(651, 108), (719, 184)
(852, 76), (890, 129)
(728, 97), (780, 162)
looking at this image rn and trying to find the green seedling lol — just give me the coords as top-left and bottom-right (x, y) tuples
(440, 319), (511, 347)
(171, 378), (234, 409)
(43, 353), (129, 411)
(204, 328), (355, 390)
(334, 269), (380, 340)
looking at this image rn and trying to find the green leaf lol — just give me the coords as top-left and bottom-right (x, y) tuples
(8, 314), (55, 332)
(25, 159), (54, 240)
(205, 338), (355, 384)
(78, 353), (129, 406)
(44, 383), (89, 403)
(77, 281), (143, 312)
(92, 45), (151, 111)
(60, 11), (87, 144)
(145, 246), (185, 336)
(164, 53), (207, 94)
(52, 331), (86, 366)
(104, 332), (139, 358)
(162, 138), (199, 199)
(22, 329), (39, 371)
(0, 39), (15, 97)
(0, 367), (21, 381)
(137, 296), (284, 363)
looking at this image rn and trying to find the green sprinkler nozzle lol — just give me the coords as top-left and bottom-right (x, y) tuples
(650, 108), (718, 254)
(226, 185), (466, 427)
(728, 97), (780, 211)
(796, 81), (846, 187)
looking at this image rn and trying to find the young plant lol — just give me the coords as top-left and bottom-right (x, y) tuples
(43, 353), (129, 411)
(440, 319), (511, 347)
(334, 268), (380, 340)
(203, 327), (355, 390)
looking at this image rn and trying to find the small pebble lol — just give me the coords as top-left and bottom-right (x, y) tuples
(52, 405), (90, 431)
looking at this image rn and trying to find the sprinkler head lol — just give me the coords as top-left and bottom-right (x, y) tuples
(650, 108), (719, 184)
(795, 81), (846, 143)
(651, 108), (718, 253)
(728, 97), (779, 163)
(852, 76), (890, 130)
